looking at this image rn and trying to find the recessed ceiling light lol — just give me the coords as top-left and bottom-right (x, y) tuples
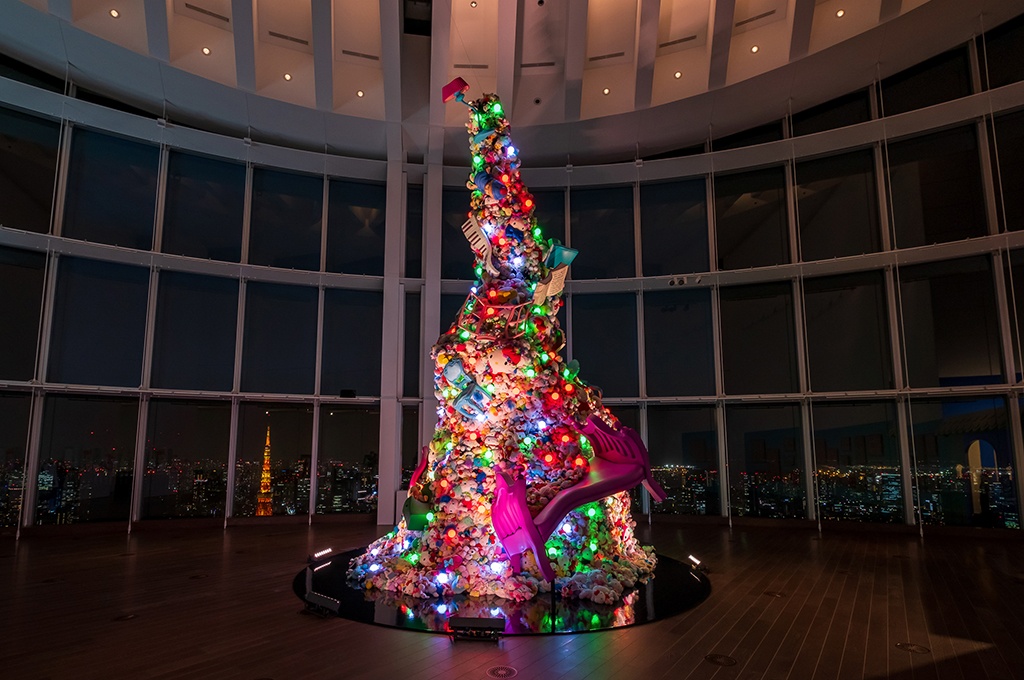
(109, 9), (119, 18)
(356, 90), (364, 97)
(836, 9), (845, 17)
(471, 1), (477, 6)
(283, 73), (292, 81)
(602, 87), (610, 95)
(202, 47), (211, 56)
(674, 71), (682, 79)
(750, 45), (759, 53)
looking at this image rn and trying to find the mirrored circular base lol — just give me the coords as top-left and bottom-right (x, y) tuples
(293, 548), (711, 635)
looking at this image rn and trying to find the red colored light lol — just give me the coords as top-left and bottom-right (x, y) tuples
(575, 456), (586, 467)
(561, 434), (571, 443)
(447, 528), (457, 539)
(486, 307), (496, 317)
(488, 289), (497, 298)
(498, 238), (506, 246)
(564, 384), (575, 393)
(550, 392), (560, 401)
(439, 479), (448, 489)
(524, 199), (533, 208)
(544, 454), (554, 464)
(501, 174), (510, 183)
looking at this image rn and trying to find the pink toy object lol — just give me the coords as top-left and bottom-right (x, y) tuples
(491, 416), (665, 581)
(442, 76), (473, 107)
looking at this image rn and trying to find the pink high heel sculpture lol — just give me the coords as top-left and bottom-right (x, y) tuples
(491, 415), (666, 582)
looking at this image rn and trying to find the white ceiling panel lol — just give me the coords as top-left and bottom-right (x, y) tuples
(169, 10), (236, 87)
(520, 0), (568, 71)
(808, 0), (882, 55)
(449, 0), (499, 72)
(585, 0), (639, 68)
(657, 0), (711, 54)
(257, 0), (313, 55)
(72, 0), (149, 55)
(172, 0), (232, 31)
(332, 0), (381, 65)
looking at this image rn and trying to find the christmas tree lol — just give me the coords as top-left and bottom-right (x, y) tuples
(348, 79), (665, 604)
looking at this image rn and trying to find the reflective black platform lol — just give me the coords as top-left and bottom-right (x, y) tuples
(293, 548), (711, 635)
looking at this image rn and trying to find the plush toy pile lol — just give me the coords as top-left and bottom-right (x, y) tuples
(348, 91), (657, 603)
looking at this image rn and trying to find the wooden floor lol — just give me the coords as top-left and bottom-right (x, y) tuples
(2, 518), (1024, 680)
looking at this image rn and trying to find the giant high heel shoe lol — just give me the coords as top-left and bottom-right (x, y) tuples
(490, 415), (665, 581)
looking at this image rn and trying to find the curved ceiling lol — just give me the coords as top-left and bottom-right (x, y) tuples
(4, 0), (1023, 166)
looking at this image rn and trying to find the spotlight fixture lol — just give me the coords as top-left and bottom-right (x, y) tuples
(602, 87), (610, 95)
(836, 9), (845, 17)
(356, 90), (364, 97)
(202, 47), (211, 55)
(750, 45), (759, 53)
(471, 0), (477, 6)
(674, 71), (682, 79)
(109, 9), (119, 18)
(283, 73), (292, 81)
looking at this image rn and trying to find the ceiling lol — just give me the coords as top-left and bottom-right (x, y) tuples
(5, 0), (1024, 165)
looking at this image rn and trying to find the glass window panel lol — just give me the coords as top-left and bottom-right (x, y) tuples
(36, 395), (137, 524)
(796, 149), (881, 260)
(880, 46), (972, 117)
(233, 402), (313, 517)
(48, 257), (149, 387)
(569, 186), (635, 279)
(725, 403), (806, 519)
(403, 291), (421, 397)
(713, 122), (783, 150)
(142, 399), (230, 519)
(571, 293), (639, 397)
(0, 392), (31, 527)
(0, 52), (65, 93)
(0, 246), (45, 381)
(0, 106), (59, 234)
(532, 188), (566, 247)
(240, 282), (318, 394)
(441, 188), (474, 279)
(401, 404), (421, 488)
(714, 167), (789, 270)
(248, 168), (322, 271)
(647, 405), (719, 516)
(898, 256), (1002, 388)
(812, 401), (902, 523)
(63, 128), (158, 249)
(804, 271), (893, 392)
(321, 288), (383, 397)
(326, 179), (386, 275)
(791, 90), (872, 137)
(440, 292), (467, 335)
(162, 151), (245, 262)
(151, 272), (238, 392)
(909, 396), (1018, 529)
(316, 405), (380, 514)
(642, 142), (706, 162)
(643, 288), (715, 396)
(406, 185), (423, 278)
(887, 126), (987, 248)
(1007, 249), (1024, 380)
(982, 14), (1024, 90)
(720, 282), (798, 394)
(993, 111), (1024, 233)
(640, 179), (709, 276)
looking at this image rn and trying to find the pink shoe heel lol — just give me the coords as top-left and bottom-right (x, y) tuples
(491, 472), (556, 582)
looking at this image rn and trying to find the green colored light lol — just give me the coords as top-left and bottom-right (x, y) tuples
(533, 227), (542, 238)
(591, 613), (600, 626)
(425, 512), (434, 522)
(525, 368), (535, 378)
(493, 103), (503, 115)
(484, 450), (493, 460)
(408, 553), (419, 564)
(587, 507), (596, 518)
(533, 306), (543, 315)
(590, 541), (597, 551)
(547, 546), (557, 557)
(522, 436), (532, 446)
(460, 330), (470, 339)
(472, 155), (483, 167)
(540, 353), (549, 363)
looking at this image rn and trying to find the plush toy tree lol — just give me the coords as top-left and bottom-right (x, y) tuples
(348, 80), (664, 604)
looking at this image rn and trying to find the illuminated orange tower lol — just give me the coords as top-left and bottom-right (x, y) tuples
(256, 426), (273, 517)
